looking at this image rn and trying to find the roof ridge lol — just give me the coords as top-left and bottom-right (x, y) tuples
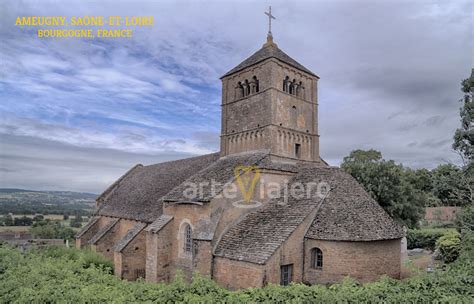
(144, 152), (220, 168)
(221, 43), (317, 78)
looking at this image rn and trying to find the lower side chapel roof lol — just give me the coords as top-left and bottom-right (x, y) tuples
(214, 165), (404, 265)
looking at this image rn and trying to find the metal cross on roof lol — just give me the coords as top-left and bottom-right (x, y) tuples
(265, 6), (276, 36)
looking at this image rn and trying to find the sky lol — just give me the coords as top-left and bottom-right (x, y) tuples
(0, 0), (472, 194)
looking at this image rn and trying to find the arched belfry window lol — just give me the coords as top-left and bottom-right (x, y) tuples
(283, 76), (290, 92)
(235, 77), (260, 99)
(251, 76), (259, 93)
(311, 248), (323, 268)
(184, 224), (192, 253)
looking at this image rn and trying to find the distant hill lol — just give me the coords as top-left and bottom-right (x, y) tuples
(0, 189), (97, 215)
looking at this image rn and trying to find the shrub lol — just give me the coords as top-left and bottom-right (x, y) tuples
(455, 206), (474, 232)
(406, 228), (454, 250)
(29, 220), (75, 240)
(0, 243), (472, 303)
(436, 230), (461, 263)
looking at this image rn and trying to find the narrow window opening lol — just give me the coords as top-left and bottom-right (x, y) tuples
(252, 76), (260, 93)
(283, 76), (289, 92)
(280, 264), (293, 286)
(295, 143), (301, 158)
(311, 248), (323, 268)
(184, 224), (192, 253)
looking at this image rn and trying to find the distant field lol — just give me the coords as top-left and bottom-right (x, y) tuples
(12, 214), (64, 220)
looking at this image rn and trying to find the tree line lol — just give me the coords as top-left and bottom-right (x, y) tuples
(341, 70), (473, 228)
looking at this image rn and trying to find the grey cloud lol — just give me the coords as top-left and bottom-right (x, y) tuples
(0, 0), (471, 192)
(0, 134), (195, 193)
(423, 115), (446, 126)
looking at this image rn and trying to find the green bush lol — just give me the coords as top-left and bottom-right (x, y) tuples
(0, 242), (473, 303)
(455, 206), (474, 232)
(436, 230), (461, 263)
(29, 220), (75, 240)
(406, 228), (455, 250)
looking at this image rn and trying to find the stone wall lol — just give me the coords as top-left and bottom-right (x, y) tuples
(425, 206), (461, 223)
(262, 204), (319, 285)
(213, 257), (265, 289)
(76, 216), (111, 249)
(146, 220), (173, 283)
(303, 239), (402, 284)
(220, 57), (320, 162)
(93, 218), (140, 260)
(117, 229), (147, 281)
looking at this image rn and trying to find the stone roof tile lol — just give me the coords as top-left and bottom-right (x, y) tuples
(96, 153), (220, 222)
(221, 42), (317, 78)
(145, 215), (173, 234)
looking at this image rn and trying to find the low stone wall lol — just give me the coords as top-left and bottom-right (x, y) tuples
(425, 207), (461, 223)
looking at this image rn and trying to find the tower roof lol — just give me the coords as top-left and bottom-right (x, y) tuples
(221, 36), (318, 79)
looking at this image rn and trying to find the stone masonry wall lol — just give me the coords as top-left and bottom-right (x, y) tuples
(75, 216), (111, 248)
(118, 229), (147, 281)
(146, 220), (173, 283)
(213, 257), (265, 289)
(303, 239), (402, 284)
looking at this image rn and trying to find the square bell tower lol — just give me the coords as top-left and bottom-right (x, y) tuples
(219, 34), (321, 163)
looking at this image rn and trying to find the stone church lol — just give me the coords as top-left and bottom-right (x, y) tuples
(76, 32), (404, 289)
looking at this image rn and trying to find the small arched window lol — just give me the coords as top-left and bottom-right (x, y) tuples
(283, 76), (289, 92)
(311, 248), (323, 268)
(252, 76), (259, 93)
(184, 224), (192, 253)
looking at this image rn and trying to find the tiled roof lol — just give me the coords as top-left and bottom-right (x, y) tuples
(96, 153), (220, 222)
(145, 215), (173, 234)
(114, 222), (147, 252)
(305, 168), (405, 241)
(214, 165), (404, 264)
(221, 41), (317, 78)
(163, 151), (270, 203)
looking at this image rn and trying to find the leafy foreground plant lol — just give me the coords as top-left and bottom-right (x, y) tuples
(0, 241), (472, 303)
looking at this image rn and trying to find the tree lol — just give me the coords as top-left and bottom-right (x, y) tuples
(453, 69), (473, 164)
(29, 220), (75, 240)
(14, 216), (33, 226)
(33, 214), (44, 222)
(341, 150), (425, 228)
(431, 164), (471, 207)
(4, 214), (14, 226)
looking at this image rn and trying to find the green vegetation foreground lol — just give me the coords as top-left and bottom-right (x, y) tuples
(1, 234), (473, 303)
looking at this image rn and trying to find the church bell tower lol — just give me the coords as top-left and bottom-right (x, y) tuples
(219, 12), (320, 163)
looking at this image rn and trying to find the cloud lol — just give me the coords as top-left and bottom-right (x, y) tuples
(0, 0), (471, 192)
